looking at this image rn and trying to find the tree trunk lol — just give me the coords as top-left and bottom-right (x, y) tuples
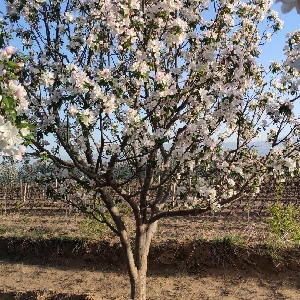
(98, 188), (157, 299)
(131, 262), (148, 300)
(123, 221), (157, 300)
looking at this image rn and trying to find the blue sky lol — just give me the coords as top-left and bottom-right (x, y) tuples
(260, 3), (299, 65)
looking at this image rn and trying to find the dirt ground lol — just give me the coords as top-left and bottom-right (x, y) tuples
(0, 211), (300, 299)
(1, 258), (300, 300)
(1, 242), (300, 300)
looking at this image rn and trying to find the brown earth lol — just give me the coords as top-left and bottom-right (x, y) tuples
(0, 210), (300, 299)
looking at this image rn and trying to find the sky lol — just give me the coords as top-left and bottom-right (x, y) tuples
(260, 3), (299, 66)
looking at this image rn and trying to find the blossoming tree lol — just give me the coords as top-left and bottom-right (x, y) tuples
(2, 0), (300, 299)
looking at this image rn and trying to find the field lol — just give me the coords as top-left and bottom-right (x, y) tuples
(0, 181), (300, 299)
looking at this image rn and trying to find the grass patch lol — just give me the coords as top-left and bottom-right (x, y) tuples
(213, 235), (246, 248)
(269, 204), (300, 242)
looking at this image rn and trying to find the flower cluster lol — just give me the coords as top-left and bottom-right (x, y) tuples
(0, 46), (29, 160)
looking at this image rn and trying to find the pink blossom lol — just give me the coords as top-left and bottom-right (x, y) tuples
(19, 145), (26, 154)
(4, 46), (15, 56)
(15, 88), (23, 98)
(19, 98), (29, 109)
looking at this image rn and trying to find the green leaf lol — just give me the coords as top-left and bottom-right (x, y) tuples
(10, 112), (16, 122)
(40, 153), (49, 160)
(3, 95), (14, 109)
(23, 135), (34, 146)
(5, 61), (20, 69)
(19, 122), (36, 130)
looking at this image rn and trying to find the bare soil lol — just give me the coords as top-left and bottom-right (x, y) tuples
(0, 205), (300, 299)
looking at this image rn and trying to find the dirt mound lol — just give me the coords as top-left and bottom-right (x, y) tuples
(1, 236), (300, 273)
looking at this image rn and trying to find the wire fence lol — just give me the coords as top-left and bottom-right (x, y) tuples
(0, 178), (299, 220)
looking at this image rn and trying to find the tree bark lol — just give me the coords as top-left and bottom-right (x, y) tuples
(98, 187), (157, 299)
(131, 262), (147, 300)
(124, 221), (158, 300)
